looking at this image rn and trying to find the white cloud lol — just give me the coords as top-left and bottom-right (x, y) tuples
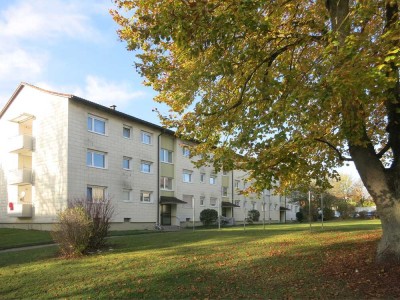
(0, 48), (47, 79)
(81, 76), (147, 108)
(0, 0), (101, 41)
(34, 76), (147, 109)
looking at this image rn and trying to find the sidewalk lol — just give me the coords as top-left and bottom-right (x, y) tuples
(0, 243), (56, 254)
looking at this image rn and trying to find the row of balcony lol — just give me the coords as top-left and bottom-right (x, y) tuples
(9, 134), (34, 155)
(8, 169), (33, 185)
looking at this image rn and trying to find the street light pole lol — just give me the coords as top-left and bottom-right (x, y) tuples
(321, 193), (324, 230)
(308, 190), (312, 232)
(262, 192), (265, 230)
(268, 191), (271, 225)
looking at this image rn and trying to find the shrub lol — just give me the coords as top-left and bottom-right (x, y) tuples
(296, 211), (304, 222)
(51, 206), (92, 258)
(248, 209), (260, 222)
(200, 209), (218, 226)
(52, 198), (114, 258)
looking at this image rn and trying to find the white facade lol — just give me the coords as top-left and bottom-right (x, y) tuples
(0, 83), (299, 230)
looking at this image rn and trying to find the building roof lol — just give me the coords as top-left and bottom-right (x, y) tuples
(160, 196), (187, 204)
(0, 82), (175, 136)
(222, 201), (240, 208)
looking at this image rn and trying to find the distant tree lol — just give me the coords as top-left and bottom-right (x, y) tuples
(112, 1), (400, 262)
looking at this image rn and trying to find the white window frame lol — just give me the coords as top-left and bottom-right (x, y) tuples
(182, 146), (190, 158)
(123, 156), (132, 170)
(160, 148), (173, 163)
(182, 170), (193, 183)
(141, 161), (152, 173)
(222, 187), (228, 197)
(87, 150), (106, 169)
(160, 177), (173, 190)
(210, 197), (217, 207)
(235, 200), (241, 206)
(140, 191), (153, 203)
(123, 125), (131, 139)
(87, 185), (107, 203)
(209, 175), (216, 185)
(200, 173), (206, 183)
(235, 180), (240, 188)
(200, 196), (205, 206)
(87, 114), (106, 135)
(141, 131), (152, 145)
(122, 189), (132, 202)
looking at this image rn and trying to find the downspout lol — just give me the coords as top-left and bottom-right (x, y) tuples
(157, 130), (165, 225)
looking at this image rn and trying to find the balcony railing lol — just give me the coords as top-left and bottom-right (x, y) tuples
(8, 169), (33, 185)
(9, 135), (33, 154)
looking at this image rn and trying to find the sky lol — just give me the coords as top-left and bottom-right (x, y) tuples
(0, 0), (360, 180)
(0, 0), (166, 125)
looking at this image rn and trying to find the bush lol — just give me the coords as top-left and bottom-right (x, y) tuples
(200, 209), (218, 226)
(51, 206), (92, 258)
(296, 211), (304, 222)
(52, 198), (114, 258)
(248, 209), (260, 222)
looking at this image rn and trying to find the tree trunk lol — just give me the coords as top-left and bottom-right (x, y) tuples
(350, 144), (400, 262)
(378, 203), (400, 263)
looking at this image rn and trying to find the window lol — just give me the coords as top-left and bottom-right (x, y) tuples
(140, 191), (152, 203)
(141, 131), (152, 144)
(183, 194), (193, 208)
(182, 146), (190, 157)
(122, 189), (132, 202)
(87, 115), (106, 135)
(182, 170), (193, 183)
(235, 180), (240, 188)
(200, 173), (206, 183)
(123, 126), (131, 138)
(252, 201), (256, 210)
(87, 186), (106, 202)
(222, 187), (228, 197)
(160, 177), (173, 190)
(160, 148), (173, 163)
(209, 175), (216, 185)
(87, 150), (106, 168)
(200, 196), (205, 206)
(141, 161), (152, 173)
(235, 200), (241, 206)
(124, 218), (131, 222)
(123, 157), (131, 170)
(223, 171), (228, 176)
(210, 197), (217, 207)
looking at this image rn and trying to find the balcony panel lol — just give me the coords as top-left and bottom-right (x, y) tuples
(9, 169), (33, 185)
(9, 135), (33, 155)
(7, 203), (33, 218)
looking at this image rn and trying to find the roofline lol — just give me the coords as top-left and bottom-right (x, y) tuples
(0, 82), (175, 136)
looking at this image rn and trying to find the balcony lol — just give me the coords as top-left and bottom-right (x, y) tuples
(9, 135), (33, 155)
(7, 203), (33, 218)
(8, 169), (33, 185)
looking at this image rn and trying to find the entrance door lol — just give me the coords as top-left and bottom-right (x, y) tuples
(161, 204), (171, 225)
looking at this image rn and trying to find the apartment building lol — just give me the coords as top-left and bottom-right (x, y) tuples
(0, 83), (298, 230)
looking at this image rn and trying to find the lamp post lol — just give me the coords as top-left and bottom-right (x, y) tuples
(262, 192), (266, 230)
(268, 191), (271, 225)
(192, 196), (195, 232)
(308, 190), (312, 232)
(321, 193), (324, 230)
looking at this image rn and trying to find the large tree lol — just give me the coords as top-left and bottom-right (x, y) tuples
(111, 0), (400, 262)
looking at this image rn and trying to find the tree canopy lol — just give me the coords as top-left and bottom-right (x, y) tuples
(112, 0), (399, 191)
(112, 0), (399, 261)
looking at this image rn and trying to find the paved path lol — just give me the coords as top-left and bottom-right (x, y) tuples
(0, 243), (56, 254)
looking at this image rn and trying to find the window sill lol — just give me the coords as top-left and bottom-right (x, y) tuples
(88, 130), (107, 136)
(87, 166), (107, 170)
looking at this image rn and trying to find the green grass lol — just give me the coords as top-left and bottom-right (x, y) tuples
(0, 228), (53, 250)
(0, 220), (387, 299)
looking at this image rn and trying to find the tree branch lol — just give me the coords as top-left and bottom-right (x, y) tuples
(377, 143), (391, 159)
(315, 138), (353, 161)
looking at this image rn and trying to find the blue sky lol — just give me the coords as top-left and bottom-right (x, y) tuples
(0, 0), (360, 180)
(0, 0), (166, 125)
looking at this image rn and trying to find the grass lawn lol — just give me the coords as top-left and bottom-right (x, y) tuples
(0, 228), (53, 250)
(1, 220), (399, 299)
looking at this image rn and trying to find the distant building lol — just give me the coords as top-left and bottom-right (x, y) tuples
(0, 83), (299, 230)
